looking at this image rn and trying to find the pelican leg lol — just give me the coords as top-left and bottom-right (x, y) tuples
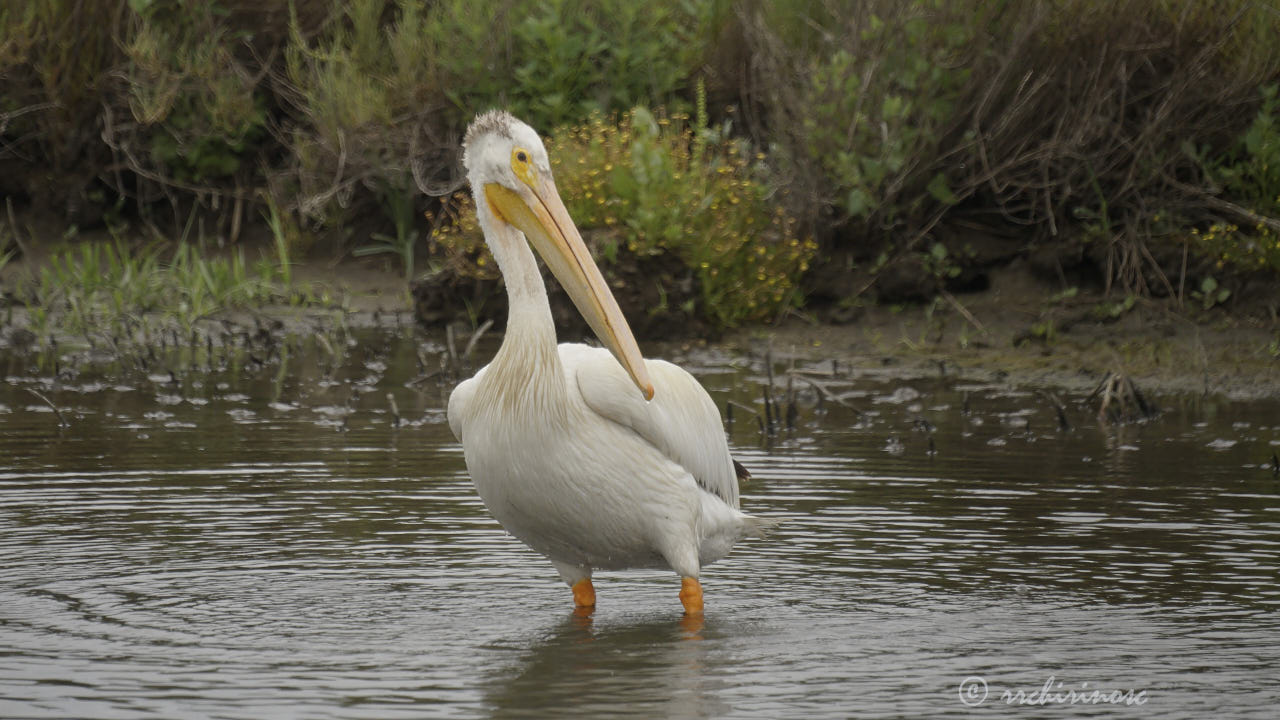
(572, 578), (596, 609)
(553, 560), (595, 613)
(679, 577), (704, 615)
(656, 536), (703, 616)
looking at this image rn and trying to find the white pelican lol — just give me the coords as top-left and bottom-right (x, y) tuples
(447, 110), (770, 616)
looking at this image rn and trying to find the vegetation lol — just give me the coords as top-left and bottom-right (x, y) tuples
(733, 0), (1280, 303)
(2, 0), (1280, 338)
(1192, 84), (1280, 274)
(10, 234), (318, 357)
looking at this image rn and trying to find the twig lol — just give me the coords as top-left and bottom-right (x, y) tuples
(761, 383), (775, 434)
(445, 324), (460, 376)
(938, 288), (988, 336)
(785, 356), (798, 430)
(0, 101), (59, 130)
(1086, 371), (1111, 402)
(726, 400), (766, 437)
(787, 367), (843, 378)
(407, 368), (444, 386)
(461, 319), (494, 366)
(1168, 178), (1280, 233)
(788, 373), (859, 410)
(5, 197), (30, 258)
(1092, 371), (1157, 424)
(762, 345), (776, 432)
(230, 183), (244, 244)
(1037, 389), (1072, 432)
(386, 392), (401, 427)
(26, 388), (68, 428)
(1178, 238), (1188, 307)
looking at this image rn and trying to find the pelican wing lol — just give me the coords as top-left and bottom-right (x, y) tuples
(569, 345), (739, 508)
(447, 366), (486, 442)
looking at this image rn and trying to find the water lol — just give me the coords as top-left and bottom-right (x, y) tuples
(2, 328), (1279, 718)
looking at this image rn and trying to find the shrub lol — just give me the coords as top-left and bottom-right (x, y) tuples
(730, 1), (981, 231)
(798, 9), (974, 222)
(284, 0), (716, 222)
(1215, 84), (1280, 224)
(728, 0), (1280, 297)
(125, 4), (267, 183)
(0, 0), (126, 215)
(1190, 85), (1280, 275)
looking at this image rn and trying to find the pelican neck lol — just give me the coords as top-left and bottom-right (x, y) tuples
(479, 217), (570, 419)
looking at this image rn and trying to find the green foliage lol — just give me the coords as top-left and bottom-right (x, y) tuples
(1191, 276), (1231, 311)
(1091, 294), (1136, 321)
(4, 0), (1280, 324)
(744, 0), (1280, 298)
(922, 242), (960, 281)
(286, 0), (400, 138)
(305, 0), (712, 131)
(797, 7), (974, 223)
(0, 0), (124, 166)
(1225, 84), (1280, 213)
(261, 197), (296, 287)
(1048, 286), (1079, 304)
(124, 3), (266, 182)
(504, 0), (709, 129)
(285, 0), (715, 220)
(1029, 319), (1055, 343)
(1190, 86), (1280, 274)
(0, 211), (14, 271)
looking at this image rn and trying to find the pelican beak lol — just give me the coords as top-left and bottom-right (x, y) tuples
(485, 177), (655, 401)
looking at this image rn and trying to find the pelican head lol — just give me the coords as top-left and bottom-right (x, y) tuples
(463, 110), (654, 401)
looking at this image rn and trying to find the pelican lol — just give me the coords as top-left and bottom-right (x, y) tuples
(447, 110), (770, 616)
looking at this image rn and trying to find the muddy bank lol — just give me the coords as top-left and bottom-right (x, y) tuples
(721, 264), (1280, 401)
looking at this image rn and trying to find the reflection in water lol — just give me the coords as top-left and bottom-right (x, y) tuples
(1, 328), (1279, 717)
(486, 613), (724, 719)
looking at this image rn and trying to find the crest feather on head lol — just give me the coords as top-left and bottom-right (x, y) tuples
(463, 109), (517, 151)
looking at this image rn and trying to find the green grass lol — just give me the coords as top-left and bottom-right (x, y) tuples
(353, 174), (420, 283)
(12, 238), (305, 355)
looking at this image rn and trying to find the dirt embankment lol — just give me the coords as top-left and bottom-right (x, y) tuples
(721, 263), (1280, 400)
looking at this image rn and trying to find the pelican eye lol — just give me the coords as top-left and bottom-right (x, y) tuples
(511, 147), (536, 187)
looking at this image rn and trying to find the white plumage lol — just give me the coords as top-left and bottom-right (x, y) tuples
(446, 110), (769, 615)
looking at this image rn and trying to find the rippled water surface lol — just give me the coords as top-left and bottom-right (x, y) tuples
(2, 328), (1279, 718)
